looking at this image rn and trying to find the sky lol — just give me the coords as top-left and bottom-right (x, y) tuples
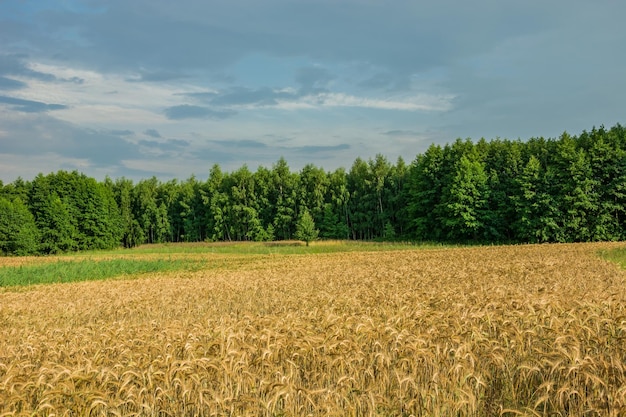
(0, 1), (624, 182)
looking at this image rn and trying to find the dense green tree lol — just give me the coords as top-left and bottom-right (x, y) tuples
(347, 157), (376, 239)
(295, 209), (319, 246)
(406, 144), (445, 240)
(299, 163), (329, 226)
(323, 168), (350, 239)
(28, 174), (77, 253)
(0, 177), (29, 201)
(72, 175), (122, 249)
(387, 156), (409, 237)
(175, 176), (205, 242)
(0, 197), (40, 255)
(369, 154), (392, 236)
(441, 152), (489, 241)
(482, 139), (523, 241)
(253, 165), (274, 232)
(584, 125), (626, 240)
(319, 203), (340, 239)
(205, 165), (232, 241)
(38, 193), (77, 253)
(30, 171), (123, 251)
(132, 177), (162, 244)
(228, 165), (264, 241)
(553, 133), (597, 241)
(112, 178), (143, 248)
(271, 157), (299, 240)
(157, 179), (181, 242)
(512, 156), (562, 243)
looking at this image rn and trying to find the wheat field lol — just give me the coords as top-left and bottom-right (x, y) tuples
(1, 243), (626, 416)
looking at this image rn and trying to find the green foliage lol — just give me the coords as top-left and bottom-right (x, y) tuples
(383, 221), (396, 240)
(29, 178), (77, 254)
(295, 209), (319, 246)
(0, 197), (40, 255)
(27, 171), (123, 253)
(271, 157), (299, 240)
(175, 176), (205, 242)
(442, 152), (489, 241)
(112, 178), (142, 248)
(319, 203), (349, 239)
(252, 224), (275, 242)
(299, 163), (329, 225)
(407, 144), (445, 240)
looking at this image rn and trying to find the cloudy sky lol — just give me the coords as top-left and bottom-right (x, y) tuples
(0, 1), (624, 181)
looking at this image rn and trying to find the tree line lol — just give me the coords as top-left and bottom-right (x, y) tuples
(1, 123), (625, 255)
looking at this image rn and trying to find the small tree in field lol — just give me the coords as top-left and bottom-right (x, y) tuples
(295, 209), (319, 246)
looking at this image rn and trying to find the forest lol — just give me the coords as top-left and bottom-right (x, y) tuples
(1, 123), (625, 255)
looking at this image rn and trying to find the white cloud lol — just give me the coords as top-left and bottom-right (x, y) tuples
(10, 63), (213, 127)
(308, 92), (454, 112)
(9, 60), (454, 136)
(228, 90), (455, 112)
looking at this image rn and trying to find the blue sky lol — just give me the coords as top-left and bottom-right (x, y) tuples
(0, 0), (624, 181)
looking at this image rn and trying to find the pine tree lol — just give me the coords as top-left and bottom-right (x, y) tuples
(295, 209), (319, 246)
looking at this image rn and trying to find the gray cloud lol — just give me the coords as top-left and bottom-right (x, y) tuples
(139, 138), (190, 152)
(182, 92), (217, 101)
(6, 1), (544, 81)
(211, 139), (267, 149)
(209, 87), (296, 107)
(191, 147), (238, 164)
(0, 95), (67, 113)
(73, 132), (141, 166)
(128, 70), (188, 82)
(109, 129), (134, 136)
(0, 114), (142, 167)
(144, 128), (162, 138)
(294, 144), (350, 153)
(65, 76), (84, 84)
(383, 130), (422, 137)
(164, 105), (237, 120)
(3, 2), (624, 91)
(295, 67), (333, 93)
(0, 76), (26, 90)
(359, 73), (411, 92)
(182, 88), (302, 108)
(0, 54), (56, 81)
(168, 139), (190, 147)
(0, 54), (80, 85)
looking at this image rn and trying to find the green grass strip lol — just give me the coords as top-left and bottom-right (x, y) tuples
(598, 247), (626, 269)
(0, 258), (204, 287)
(96, 240), (442, 256)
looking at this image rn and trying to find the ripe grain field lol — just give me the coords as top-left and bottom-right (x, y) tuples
(1, 243), (626, 416)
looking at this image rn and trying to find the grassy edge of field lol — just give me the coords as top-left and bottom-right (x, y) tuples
(0, 240), (441, 288)
(89, 239), (447, 256)
(12, 240), (610, 289)
(0, 258), (208, 288)
(598, 246), (626, 269)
